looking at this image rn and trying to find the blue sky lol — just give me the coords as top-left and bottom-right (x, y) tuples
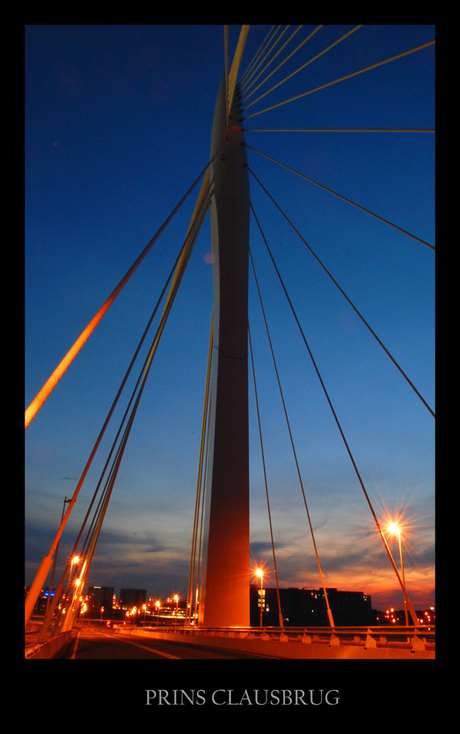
(25, 24), (435, 612)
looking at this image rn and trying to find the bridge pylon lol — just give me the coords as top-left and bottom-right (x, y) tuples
(197, 71), (251, 627)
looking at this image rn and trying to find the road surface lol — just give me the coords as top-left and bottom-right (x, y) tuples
(57, 626), (277, 659)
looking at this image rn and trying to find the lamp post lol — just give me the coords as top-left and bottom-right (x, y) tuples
(174, 595), (179, 626)
(255, 569), (264, 627)
(388, 523), (409, 626)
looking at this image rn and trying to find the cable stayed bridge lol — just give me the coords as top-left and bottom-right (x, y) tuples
(25, 25), (435, 659)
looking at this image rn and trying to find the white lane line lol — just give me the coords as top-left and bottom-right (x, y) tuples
(70, 631), (80, 659)
(102, 631), (180, 659)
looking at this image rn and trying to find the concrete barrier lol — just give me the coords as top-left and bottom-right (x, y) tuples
(114, 626), (435, 659)
(25, 629), (77, 659)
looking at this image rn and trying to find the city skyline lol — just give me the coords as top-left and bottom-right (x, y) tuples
(29, 581), (435, 618)
(25, 25), (435, 614)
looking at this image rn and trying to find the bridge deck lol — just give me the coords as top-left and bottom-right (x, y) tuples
(112, 624), (435, 660)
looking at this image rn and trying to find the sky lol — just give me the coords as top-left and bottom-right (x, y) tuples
(25, 24), (435, 614)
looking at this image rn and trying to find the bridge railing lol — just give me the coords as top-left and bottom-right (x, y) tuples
(117, 623), (435, 651)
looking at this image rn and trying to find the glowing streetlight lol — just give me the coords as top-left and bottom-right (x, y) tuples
(388, 522), (409, 625)
(68, 555), (80, 587)
(65, 556), (83, 606)
(255, 568), (264, 627)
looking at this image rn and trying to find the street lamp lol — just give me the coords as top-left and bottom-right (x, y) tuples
(68, 555), (80, 590)
(255, 569), (264, 627)
(388, 522), (409, 626)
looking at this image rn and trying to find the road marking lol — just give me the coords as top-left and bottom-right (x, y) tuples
(101, 631), (180, 659)
(121, 639), (180, 659)
(70, 631), (80, 659)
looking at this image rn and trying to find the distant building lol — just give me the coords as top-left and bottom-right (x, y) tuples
(119, 588), (146, 609)
(250, 585), (373, 627)
(26, 586), (56, 615)
(88, 586), (114, 611)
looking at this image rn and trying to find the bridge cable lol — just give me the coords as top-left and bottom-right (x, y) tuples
(192, 385), (212, 626)
(40, 169), (215, 634)
(248, 322), (284, 629)
(238, 25), (281, 89)
(227, 25), (250, 113)
(73, 176), (212, 597)
(249, 238), (335, 627)
(56, 160), (219, 634)
(25, 151), (222, 430)
(248, 167), (435, 418)
(240, 25), (303, 98)
(37, 195), (210, 635)
(186, 311), (214, 625)
(242, 24), (323, 102)
(243, 39), (435, 120)
(242, 25), (360, 112)
(68, 203), (210, 632)
(247, 144), (434, 251)
(249, 194), (415, 611)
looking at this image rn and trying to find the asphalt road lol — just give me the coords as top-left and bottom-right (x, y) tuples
(58, 627), (276, 659)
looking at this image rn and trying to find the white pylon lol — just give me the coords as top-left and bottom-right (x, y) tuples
(198, 72), (251, 627)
